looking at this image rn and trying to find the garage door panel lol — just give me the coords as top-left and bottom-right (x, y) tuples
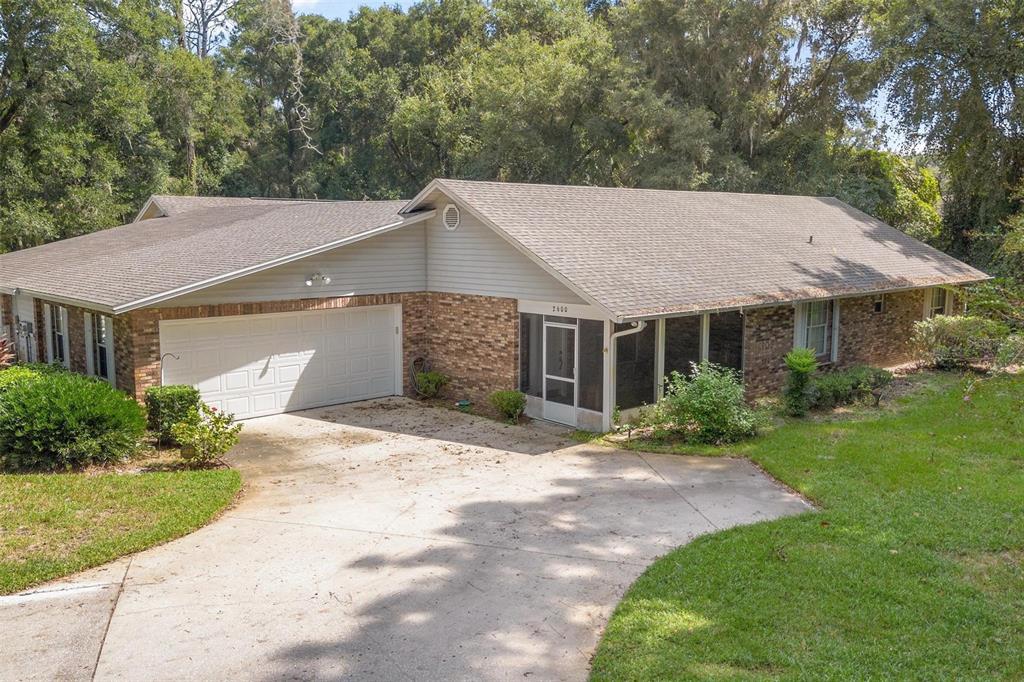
(160, 305), (399, 420)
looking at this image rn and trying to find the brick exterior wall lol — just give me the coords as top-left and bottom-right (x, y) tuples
(742, 289), (929, 399)
(742, 305), (796, 399)
(114, 292), (517, 407)
(836, 290), (926, 367)
(423, 292), (519, 407)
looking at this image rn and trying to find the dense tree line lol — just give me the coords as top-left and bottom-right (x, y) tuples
(1, 0), (1022, 279)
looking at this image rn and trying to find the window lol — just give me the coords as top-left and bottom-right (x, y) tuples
(799, 300), (835, 360)
(873, 294), (886, 314)
(46, 304), (68, 367)
(614, 321), (656, 409)
(707, 311), (744, 373)
(929, 288), (947, 317)
(88, 313), (114, 383)
(519, 313), (543, 398)
(664, 315), (702, 378)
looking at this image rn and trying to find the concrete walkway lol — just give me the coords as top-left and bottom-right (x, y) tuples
(2, 398), (810, 681)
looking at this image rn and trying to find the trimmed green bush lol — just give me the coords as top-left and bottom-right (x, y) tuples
(171, 403), (242, 466)
(912, 315), (1009, 369)
(811, 366), (893, 409)
(783, 348), (818, 416)
(489, 390), (526, 423)
(145, 385), (201, 445)
(0, 365), (47, 395)
(414, 370), (449, 398)
(0, 372), (145, 470)
(650, 362), (765, 444)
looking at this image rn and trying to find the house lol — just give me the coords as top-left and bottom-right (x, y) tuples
(0, 179), (988, 431)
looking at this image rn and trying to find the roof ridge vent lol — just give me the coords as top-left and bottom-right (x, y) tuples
(443, 203), (461, 231)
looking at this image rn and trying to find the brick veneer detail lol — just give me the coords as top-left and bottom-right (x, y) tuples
(743, 289), (929, 399)
(424, 292), (519, 408)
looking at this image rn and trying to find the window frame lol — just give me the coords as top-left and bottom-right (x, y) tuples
(44, 304), (69, 368)
(85, 312), (116, 385)
(794, 299), (839, 363)
(927, 287), (949, 318)
(872, 294), (886, 314)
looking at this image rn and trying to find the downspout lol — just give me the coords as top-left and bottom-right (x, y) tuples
(607, 320), (647, 428)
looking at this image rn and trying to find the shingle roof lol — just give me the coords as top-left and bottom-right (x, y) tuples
(408, 179), (989, 319)
(0, 198), (412, 312)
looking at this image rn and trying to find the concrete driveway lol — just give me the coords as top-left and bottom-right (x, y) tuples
(3, 398), (810, 681)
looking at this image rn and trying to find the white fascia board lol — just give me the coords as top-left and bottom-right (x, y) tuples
(426, 182), (618, 321)
(112, 210), (436, 314)
(399, 179), (444, 214)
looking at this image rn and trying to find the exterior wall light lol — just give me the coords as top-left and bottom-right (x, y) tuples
(305, 273), (332, 287)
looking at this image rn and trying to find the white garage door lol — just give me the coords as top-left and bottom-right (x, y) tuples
(159, 305), (401, 419)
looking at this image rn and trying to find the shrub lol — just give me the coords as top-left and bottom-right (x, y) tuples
(0, 365), (47, 395)
(783, 348), (819, 416)
(0, 372), (145, 470)
(912, 315), (1009, 369)
(170, 403), (242, 466)
(652, 362), (764, 444)
(414, 370), (449, 398)
(145, 385), (201, 445)
(489, 390), (526, 423)
(996, 334), (1024, 370)
(811, 366), (893, 410)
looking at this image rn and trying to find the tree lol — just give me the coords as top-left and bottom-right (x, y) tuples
(872, 0), (1024, 260)
(0, 0), (166, 251)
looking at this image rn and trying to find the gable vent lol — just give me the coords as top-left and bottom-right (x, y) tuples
(442, 203), (461, 231)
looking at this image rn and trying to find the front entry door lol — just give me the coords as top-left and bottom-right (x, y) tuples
(543, 321), (577, 426)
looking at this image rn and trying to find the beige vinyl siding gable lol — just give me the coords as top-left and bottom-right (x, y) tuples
(425, 201), (585, 304)
(162, 224), (427, 306)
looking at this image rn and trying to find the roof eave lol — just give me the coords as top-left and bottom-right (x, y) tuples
(111, 209), (435, 314)
(615, 275), (992, 322)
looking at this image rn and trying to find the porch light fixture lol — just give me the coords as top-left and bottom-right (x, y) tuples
(304, 272), (332, 287)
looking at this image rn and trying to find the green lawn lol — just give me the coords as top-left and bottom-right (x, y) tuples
(591, 373), (1024, 680)
(0, 468), (241, 594)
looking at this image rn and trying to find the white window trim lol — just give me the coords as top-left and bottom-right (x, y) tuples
(923, 287), (953, 319)
(84, 313), (116, 385)
(44, 304), (70, 368)
(794, 299), (840, 364)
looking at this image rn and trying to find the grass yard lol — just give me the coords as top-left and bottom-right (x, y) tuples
(590, 372), (1024, 680)
(0, 468), (240, 594)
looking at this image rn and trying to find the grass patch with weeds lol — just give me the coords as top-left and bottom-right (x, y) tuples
(0, 467), (240, 594)
(590, 372), (1024, 679)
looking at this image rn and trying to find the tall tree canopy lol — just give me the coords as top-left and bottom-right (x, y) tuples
(2, 0), (1021, 282)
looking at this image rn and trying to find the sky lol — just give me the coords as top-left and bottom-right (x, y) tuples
(293, 0), (410, 20)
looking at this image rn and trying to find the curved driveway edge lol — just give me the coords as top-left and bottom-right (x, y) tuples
(2, 398), (810, 681)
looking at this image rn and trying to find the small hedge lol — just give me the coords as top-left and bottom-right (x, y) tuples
(811, 366), (893, 410)
(645, 362), (765, 444)
(145, 385), (201, 445)
(489, 390), (526, 423)
(0, 371), (145, 471)
(783, 348), (818, 416)
(913, 315), (1009, 369)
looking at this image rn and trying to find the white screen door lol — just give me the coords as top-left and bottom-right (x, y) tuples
(543, 321), (577, 426)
